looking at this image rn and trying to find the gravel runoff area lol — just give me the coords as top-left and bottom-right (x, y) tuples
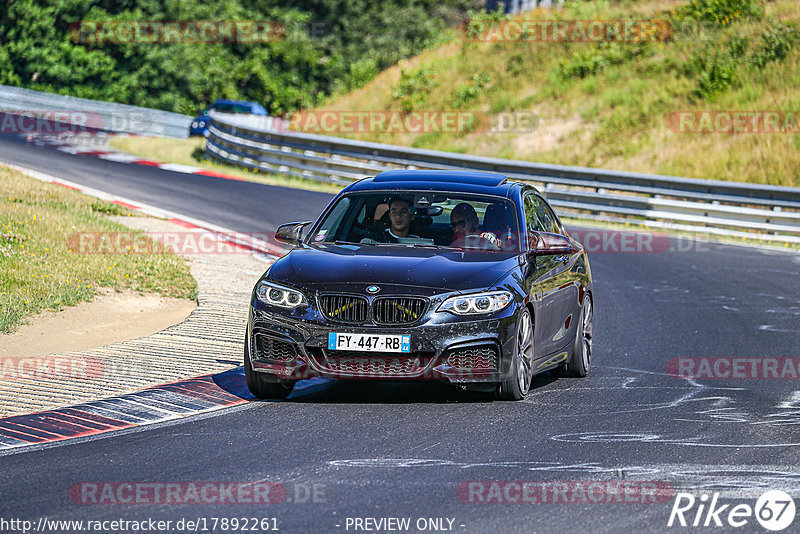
(0, 215), (271, 417)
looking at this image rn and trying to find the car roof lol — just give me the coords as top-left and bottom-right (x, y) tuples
(209, 99), (268, 113)
(212, 99), (260, 106)
(347, 170), (524, 197)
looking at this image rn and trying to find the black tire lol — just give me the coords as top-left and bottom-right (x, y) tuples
(496, 308), (534, 401)
(553, 293), (593, 378)
(244, 334), (296, 399)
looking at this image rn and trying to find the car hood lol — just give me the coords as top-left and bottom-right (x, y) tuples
(266, 244), (519, 293)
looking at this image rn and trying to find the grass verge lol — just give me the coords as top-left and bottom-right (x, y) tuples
(108, 136), (344, 194)
(0, 165), (198, 334)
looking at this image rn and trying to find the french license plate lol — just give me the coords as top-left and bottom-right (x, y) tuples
(328, 333), (411, 353)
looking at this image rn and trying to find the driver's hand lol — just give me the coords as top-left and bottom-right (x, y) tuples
(480, 232), (500, 248)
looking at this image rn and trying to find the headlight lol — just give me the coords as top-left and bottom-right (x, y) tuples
(191, 121), (198, 128)
(255, 281), (307, 308)
(437, 290), (513, 316)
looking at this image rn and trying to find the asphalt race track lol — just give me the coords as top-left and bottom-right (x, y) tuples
(2, 134), (800, 532)
(0, 133), (334, 233)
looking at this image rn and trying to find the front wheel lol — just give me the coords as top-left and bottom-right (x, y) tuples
(244, 334), (296, 399)
(553, 293), (593, 378)
(496, 308), (534, 401)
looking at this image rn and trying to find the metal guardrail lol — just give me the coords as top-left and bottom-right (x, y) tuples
(0, 85), (192, 138)
(206, 110), (800, 243)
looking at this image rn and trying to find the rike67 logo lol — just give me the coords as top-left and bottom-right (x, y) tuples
(668, 490), (796, 531)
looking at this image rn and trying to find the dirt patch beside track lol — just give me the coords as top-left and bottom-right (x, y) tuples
(0, 215), (271, 417)
(0, 288), (196, 359)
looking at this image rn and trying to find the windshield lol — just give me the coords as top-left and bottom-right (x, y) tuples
(204, 102), (255, 115)
(309, 191), (522, 253)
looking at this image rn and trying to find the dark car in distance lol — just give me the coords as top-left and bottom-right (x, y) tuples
(245, 170), (594, 400)
(188, 99), (268, 137)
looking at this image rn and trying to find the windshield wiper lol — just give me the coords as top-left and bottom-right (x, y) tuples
(368, 242), (441, 249)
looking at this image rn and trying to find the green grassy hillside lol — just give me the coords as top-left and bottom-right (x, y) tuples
(315, 0), (800, 186)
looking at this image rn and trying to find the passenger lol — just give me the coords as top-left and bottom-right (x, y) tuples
(450, 203), (500, 249)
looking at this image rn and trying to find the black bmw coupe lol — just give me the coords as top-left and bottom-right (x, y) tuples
(245, 170), (593, 400)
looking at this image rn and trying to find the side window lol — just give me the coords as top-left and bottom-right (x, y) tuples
(524, 194), (562, 235)
(523, 194), (547, 233)
(314, 196), (352, 242)
(535, 195), (562, 234)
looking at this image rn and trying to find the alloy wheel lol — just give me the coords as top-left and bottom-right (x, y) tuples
(516, 310), (534, 395)
(581, 297), (593, 371)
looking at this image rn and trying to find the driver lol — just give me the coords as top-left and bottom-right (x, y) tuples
(450, 203), (500, 250)
(375, 196), (419, 243)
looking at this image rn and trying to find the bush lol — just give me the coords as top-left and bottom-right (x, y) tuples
(750, 22), (800, 68)
(392, 67), (439, 112)
(0, 0), (482, 115)
(673, 0), (763, 26)
(348, 58), (379, 90)
(559, 43), (645, 79)
(506, 52), (525, 77)
(695, 53), (738, 98)
(465, 5), (509, 41)
(451, 72), (492, 107)
(686, 34), (747, 99)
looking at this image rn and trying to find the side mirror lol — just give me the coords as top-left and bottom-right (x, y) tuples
(275, 221), (312, 245)
(528, 231), (576, 255)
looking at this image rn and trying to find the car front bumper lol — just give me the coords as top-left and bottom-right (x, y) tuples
(246, 305), (518, 384)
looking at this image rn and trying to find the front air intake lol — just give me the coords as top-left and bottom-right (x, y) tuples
(319, 295), (369, 324)
(372, 297), (428, 325)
